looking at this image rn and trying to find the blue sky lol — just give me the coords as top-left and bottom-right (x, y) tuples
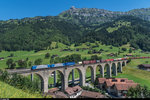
(0, 0), (150, 20)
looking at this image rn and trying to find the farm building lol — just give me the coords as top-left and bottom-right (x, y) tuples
(65, 86), (83, 98)
(0, 57), (4, 60)
(126, 54), (133, 57)
(138, 64), (150, 71)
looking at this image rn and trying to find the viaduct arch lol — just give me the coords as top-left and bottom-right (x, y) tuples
(16, 60), (127, 93)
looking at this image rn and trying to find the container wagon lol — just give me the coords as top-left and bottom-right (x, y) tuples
(31, 65), (50, 70)
(51, 63), (65, 67)
(65, 62), (75, 66)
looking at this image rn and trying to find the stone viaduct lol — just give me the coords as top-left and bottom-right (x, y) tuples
(10, 60), (127, 93)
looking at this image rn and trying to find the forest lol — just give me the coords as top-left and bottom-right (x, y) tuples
(0, 15), (150, 51)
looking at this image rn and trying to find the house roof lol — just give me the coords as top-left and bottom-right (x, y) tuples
(114, 83), (138, 91)
(80, 90), (106, 98)
(98, 78), (137, 87)
(65, 86), (82, 95)
(98, 78), (107, 84)
(99, 78), (128, 86)
(126, 80), (134, 83)
(55, 91), (68, 98)
(48, 88), (59, 93)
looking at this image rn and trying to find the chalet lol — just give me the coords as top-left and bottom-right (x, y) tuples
(51, 55), (59, 58)
(98, 78), (138, 97)
(138, 64), (150, 71)
(76, 49), (79, 51)
(65, 86), (83, 98)
(0, 57), (4, 60)
(126, 54), (133, 57)
(113, 83), (138, 97)
(79, 90), (107, 98)
(107, 53), (115, 57)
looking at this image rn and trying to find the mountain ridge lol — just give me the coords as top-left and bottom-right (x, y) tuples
(59, 6), (150, 25)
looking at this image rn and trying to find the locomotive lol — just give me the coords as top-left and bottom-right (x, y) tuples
(31, 62), (75, 70)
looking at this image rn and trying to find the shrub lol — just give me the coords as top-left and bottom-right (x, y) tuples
(122, 48), (127, 51)
(34, 58), (43, 65)
(127, 58), (131, 63)
(45, 53), (50, 59)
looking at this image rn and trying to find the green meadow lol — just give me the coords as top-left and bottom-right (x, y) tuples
(1, 42), (150, 97)
(0, 42), (149, 69)
(0, 81), (43, 98)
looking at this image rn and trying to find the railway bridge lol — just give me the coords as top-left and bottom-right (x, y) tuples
(7, 60), (127, 93)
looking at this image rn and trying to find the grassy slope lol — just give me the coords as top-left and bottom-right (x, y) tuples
(0, 81), (43, 98)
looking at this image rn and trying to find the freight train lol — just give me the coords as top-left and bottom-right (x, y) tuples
(31, 57), (150, 70)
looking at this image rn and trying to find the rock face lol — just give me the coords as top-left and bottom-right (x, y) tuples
(59, 7), (150, 25)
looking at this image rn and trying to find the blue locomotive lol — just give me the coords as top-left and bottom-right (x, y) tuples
(31, 62), (75, 70)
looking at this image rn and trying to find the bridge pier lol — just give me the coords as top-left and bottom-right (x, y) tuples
(124, 61), (127, 66)
(63, 69), (68, 91)
(113, 63), (117, 76)
(119, 62), (123, 73)
(42, 77), (49, 93)
(107, 65), (112, 78)
(114, 65), (117, 76)
(54, 71), (57, 87)
(91, 66), (96, 83)
(72, 69), (75, 85)
(31, 73), (34, 81)
(81, 69), (86, 86)
(101, 66), (105, 78)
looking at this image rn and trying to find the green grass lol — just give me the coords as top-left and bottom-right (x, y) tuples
(115, 59), (150, 89)
(0, 81), (43, 98)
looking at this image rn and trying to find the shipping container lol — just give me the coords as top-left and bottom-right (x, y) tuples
(83, 61), (90, 64)
(78, 61), (83, 64)
(36, 65), (49, 69)
(53, 63), (65, 67)
(51, 64), (55, 68)
(65, 62), (75, 66)
(121, 58), (125, 60)
(101, 60), (106, 63)
(96, 60), (100, 63)
(114, 59), (118, 61)
(106, 59), (114, 62)
(48, 64), (51, 68)
(89, 60), (96, 64)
